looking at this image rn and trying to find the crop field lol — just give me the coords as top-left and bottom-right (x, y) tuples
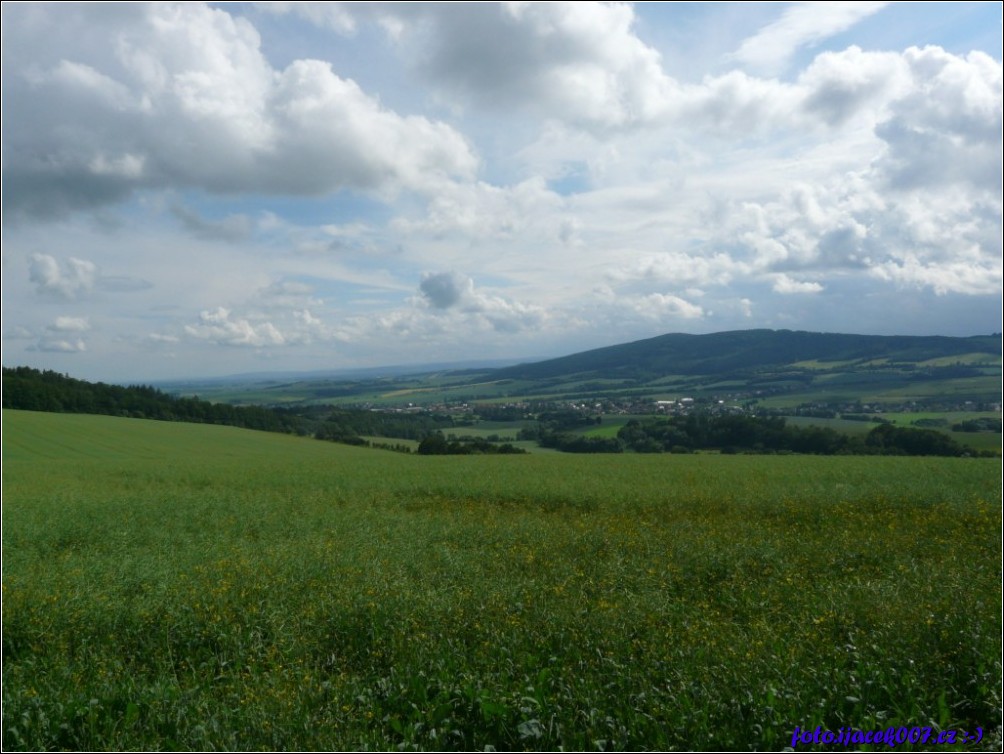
(2, 409), (1001, 751)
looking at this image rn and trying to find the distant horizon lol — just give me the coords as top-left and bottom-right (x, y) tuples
(3, 3), (1001, 383)
(4, 326), (1000, 385)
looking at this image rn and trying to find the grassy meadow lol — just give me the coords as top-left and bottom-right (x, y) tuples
(2, 409), (1001, 751)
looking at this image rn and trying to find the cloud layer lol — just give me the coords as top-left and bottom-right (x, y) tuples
(2, 2), (1000, 380)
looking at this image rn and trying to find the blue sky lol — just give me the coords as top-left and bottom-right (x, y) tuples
(2, 2), (1001, 381)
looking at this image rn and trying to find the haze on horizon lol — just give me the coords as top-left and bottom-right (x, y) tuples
(2, 1), (1001, 383)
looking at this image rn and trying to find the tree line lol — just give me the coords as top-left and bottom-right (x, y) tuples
(2, 366), (303, 433)
(615, 415), (991, 457)
(1, 367), (453, 448)
(416, 433), (526, 455)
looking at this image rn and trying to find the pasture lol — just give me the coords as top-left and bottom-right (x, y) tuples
(2, 409), (1001, 750)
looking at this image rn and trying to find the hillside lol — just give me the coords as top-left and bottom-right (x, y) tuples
(0, 408), (329, 463)
(7, 330), (1002, 414)
(492, 329), (1002, 380)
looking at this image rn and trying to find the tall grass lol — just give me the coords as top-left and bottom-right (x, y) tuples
(3, 410), (1001, 750)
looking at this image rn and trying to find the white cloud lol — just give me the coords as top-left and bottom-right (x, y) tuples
(89, 153), (147, 179)
(29, 254), (97, 299)
(2, 3), (477, 221)
(798, 46), (909, 126)
(675, 71), (802, 137)
(146, 333), (180, 344)
(728, 2), (889, 76)
(610, 251), (743, 289)
(34, 338), (87, 354)
(256, 1), (358, 34)
(873, 47), (1002, 192)
(772, 274), (824, 294)
(13, 317), (94, 355)
(629, 293), (705, 321)
(267, 59), (477, 195)
(395, 177), (569, 242)
(50, 316), (91, 332)
(2, 4), (1000, 380)
(183, 307), (286, 347)
(870, 256), (1003, 296)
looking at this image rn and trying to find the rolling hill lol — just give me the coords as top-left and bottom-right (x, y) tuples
(491, 329), (1002, 381)
(10, 329), (999, 411)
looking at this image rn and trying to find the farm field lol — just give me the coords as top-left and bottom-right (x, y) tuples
(2, 409), (1001, 751)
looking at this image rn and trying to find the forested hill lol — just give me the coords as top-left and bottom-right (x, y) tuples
(0, 366), (452, 442)
(492, 330), (1002, 380)
(2, 366), (303, 432)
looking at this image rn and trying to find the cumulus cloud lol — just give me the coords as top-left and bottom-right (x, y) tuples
(12, 317), (93, 355)
(298, 2), (674, 129)
(2, 4), (1000, 379)
(184, 306), (286, 347)
(418, 271), (545, 333)
(27, 252), (156, 298)
(629, 293), (705, 321)
(873, 47), (1002, 192)
(870, 255), (1003, 296)
(2, 2), (477, 221)
(29, 254), (97, 299)
(173, 278), (338, 351)
(798, 46), (909, 126)
(772, 274), (824, 294)
(300, 2), (901, 140)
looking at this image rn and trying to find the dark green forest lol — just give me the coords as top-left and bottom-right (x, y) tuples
(615, 415), (992, 457)
(1, 367), (452, 448)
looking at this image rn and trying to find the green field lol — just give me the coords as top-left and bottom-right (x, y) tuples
(3, 410), (1001, 751)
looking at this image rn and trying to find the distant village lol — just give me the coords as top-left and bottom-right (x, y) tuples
(362, 393), (1002, 421)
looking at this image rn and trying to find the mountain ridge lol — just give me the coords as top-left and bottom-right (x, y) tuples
(490, 329), (1002, 381)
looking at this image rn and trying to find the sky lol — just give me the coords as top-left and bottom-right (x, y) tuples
(2, 1), (1002, 382)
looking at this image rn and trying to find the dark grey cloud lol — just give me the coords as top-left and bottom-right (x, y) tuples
(171, 204), (253, 242)
(324, 2), (673, 128)
(419, 271), (471, 309)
